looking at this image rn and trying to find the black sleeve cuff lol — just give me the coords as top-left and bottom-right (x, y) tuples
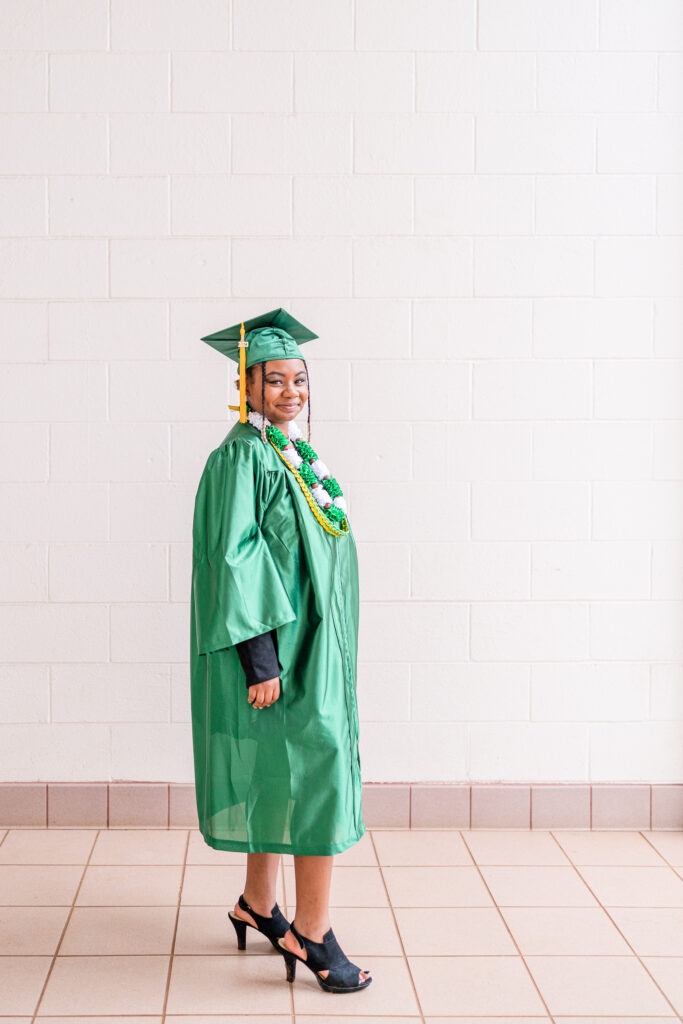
(234, 629), (281, 688)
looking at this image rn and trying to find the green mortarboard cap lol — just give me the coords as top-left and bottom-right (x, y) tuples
(201, 307), (318, 368)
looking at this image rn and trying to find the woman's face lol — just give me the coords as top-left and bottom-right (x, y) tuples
(245, 358), (309, 425)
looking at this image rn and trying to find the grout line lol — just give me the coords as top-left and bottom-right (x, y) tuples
(639, 827), (683, 872)
(367, 828), (427, 1024)
(160, 828), (191, 1023)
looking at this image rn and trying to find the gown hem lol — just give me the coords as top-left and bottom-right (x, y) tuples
(198, 821), (366, 856)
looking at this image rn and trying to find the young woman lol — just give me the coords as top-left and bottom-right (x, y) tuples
(190, 309), (372, 993)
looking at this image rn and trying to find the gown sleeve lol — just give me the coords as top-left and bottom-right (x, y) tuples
(191, 438), (297, 658)
(235, 629), (281, 688)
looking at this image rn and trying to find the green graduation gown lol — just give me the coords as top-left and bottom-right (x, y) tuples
(190, 419), (365, 855)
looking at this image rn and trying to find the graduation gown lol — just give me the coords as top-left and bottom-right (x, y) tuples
(190, 418), (365, 855)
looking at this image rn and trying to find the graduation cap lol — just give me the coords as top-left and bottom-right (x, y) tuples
(201, 308), (318, 423)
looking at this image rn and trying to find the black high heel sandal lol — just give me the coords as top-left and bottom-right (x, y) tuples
(277, 919), (372, 993)
(228, 893), (290, 953)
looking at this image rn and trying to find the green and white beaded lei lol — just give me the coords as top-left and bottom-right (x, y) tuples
(246, 407), (348, 529)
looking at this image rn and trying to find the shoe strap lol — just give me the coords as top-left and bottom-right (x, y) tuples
(289, 921), (354, 976)
(238, 893), (288, 933)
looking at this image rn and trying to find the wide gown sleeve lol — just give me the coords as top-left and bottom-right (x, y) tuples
(191, 439), (297, 657)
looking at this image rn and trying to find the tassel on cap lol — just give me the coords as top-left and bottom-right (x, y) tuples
(227, 321), (248, 421)
(238, 321), (247, 422)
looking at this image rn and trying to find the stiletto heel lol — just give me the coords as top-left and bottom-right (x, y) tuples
(227, 892), (290, 954)
(277, 920), (372, 993)
(281, 946), (297, 983)
(228, 912), (248, 950)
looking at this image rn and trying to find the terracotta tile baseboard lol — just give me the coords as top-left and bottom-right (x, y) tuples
(0, 782), (681, 830)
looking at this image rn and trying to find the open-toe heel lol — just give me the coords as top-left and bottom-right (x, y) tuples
(277, 920), (372, 993)
(227, 893), (290, 954)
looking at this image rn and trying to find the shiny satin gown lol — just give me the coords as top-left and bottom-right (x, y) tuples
(190, 419), (365, 855)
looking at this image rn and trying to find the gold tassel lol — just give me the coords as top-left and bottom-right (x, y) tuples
(238, 321), (247, 422)
(228, 321), (248, 420)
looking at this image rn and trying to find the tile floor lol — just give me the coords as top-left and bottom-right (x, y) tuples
(0, 825), (682, 1022)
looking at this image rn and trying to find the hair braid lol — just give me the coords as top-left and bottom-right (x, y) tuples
(302, 357), (311, 443)
(260, 360), (267, 443)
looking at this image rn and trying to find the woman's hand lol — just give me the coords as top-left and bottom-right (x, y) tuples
(247, 676), (281, 709)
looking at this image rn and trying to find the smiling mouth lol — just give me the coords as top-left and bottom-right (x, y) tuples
(279, 403), (299, 409)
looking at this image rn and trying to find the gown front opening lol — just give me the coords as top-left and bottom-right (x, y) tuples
(190, 419), (365, 855)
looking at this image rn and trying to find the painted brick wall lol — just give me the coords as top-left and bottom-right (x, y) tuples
(0, 0), (682, 784)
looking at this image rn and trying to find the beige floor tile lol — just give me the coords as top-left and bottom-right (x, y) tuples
(167, 1018), (290, 1024)
(577, 865), (683, 907)
(38, 1019), (162, 1024)
(292, 955), (417, 1015)
(525, 954), (673, 1016)
(409, 954), (546, 1016)
(641, 957), (683, 1015)
(553, 1018), (678, 1023)
(166, 954), (291, 1014)
(90, 829), (188, 865)
(394, 906), (516, 955)
(607, 907), (683, 955)
(34, 1015), (162, 1024)
(382, 865), (494, 907)
(371, 829), (471, 866)
(462, 829), (570, 865)
(75, 865), (182, 906)
(60, 905), (177, 954)
(186, 830), (248, 865)
(641, 830), (683, 866)
(0, 906), (69, 954)
(284, 864), (388, 907)
(298, 1018), (421, 1024)
(176, 904), (277, 955)
(166, 1018), (290, 1024)
(424, 1019), (548, 1024)
(480, 865), (600, 907)
(0, 829), (96, 865)
(500, 906), (632, 955)
(0, 865), (83, 906)
(281, 906), (403, 957)
(182, 864), (282, 905)
(39, 954), (169, 1015)
(555, 830), (666, 866)
(0, 956), (52, 1014)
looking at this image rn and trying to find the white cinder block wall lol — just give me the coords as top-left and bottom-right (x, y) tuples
(0, 0), (682, 785)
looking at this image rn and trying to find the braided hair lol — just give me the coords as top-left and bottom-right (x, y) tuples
(301, 357), (311, 443)
(260, 359), (267, 443)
